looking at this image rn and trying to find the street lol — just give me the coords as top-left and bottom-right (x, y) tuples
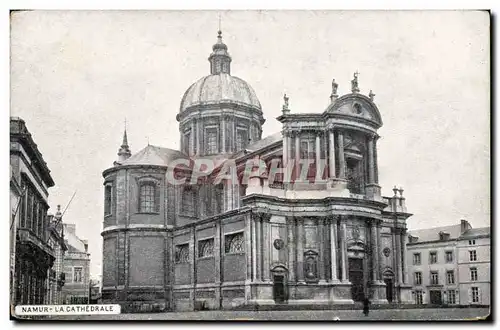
(39, 307), (489, 321)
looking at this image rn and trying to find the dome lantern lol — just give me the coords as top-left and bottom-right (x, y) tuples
(208, 30), (232, 75)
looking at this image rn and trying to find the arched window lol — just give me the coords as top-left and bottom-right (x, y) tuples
(198, 239), (214, 258)
(225, 232), (244, 254)
(175, 244), (189, 263)
(139, 182), (158, 213)
(104, 183), (112, 216)
(206, 129), (218, 154)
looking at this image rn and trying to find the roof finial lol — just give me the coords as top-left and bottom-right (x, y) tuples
(351, 71), (360, 93)
(117, 124), (132, 162)
(282, 93), (290, 115)
(369, 89), (375, 101)
(330, 78), (339, 104)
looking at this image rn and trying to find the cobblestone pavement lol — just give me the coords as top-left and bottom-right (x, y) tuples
(41, 308), (490, 321)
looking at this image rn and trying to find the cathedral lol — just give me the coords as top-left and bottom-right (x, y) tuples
(101, 30), (413, 312)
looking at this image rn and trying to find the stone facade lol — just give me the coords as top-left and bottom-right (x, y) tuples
(101, 32), (413, 312)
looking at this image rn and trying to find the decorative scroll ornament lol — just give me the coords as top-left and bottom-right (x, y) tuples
(383, 247), (391, 257)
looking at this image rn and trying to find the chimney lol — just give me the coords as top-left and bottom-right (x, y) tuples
(460, 218), (471, 234)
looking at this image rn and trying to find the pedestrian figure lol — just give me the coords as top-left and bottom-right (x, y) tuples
(363, 297), (370, 316)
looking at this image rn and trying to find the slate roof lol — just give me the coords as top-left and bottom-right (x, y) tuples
(460, 227), (490, 238)
(118, 145), (187, 166)
(231, 132), (283, 159)
(408, 224), (462, 243)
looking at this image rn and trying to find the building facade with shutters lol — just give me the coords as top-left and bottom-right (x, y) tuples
(101, 31), (414, 312)
(406, 219), (490, 306)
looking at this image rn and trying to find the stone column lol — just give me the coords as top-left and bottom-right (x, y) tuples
(262, 216), (270, 282)
(245, 216), (252, 280)
(338, 131), (346, 179)
(296, 218), (305, 283)
(190, 226), (196, 308)
(374, 138), (379, 184)
(395, 228), (403, 284)
(376, 222), (383, 280)
(401, 229), (408, 284)
(295, 132), (300, 181)
(197, 116), (202, 155)
(368, 135), (375, 184)
(190, 120), (196, 155)
(283, 131), (288, 184)
(328, 130), (336, 178)
(215, 220), (222, 305)
(252, 214), (258, 282)
(315, 133), (322, 181)
(330, 216), (339, 282)
(340, 217), (349, 282)
(318, 219), (326, 282)
(287, 217), (296, 282)
(256, 216), (262, 281)
(221, 116), (226, 153)
(370, 222), (379, 282)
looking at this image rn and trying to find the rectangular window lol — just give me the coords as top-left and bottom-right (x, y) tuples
(429, 252), (437, 264)
(430, 271), (439, 285)
(198, 238), (214, 258)
(206, 129), (218, 154)
(470, 267), (478, 281)
(469, 250), (477, 261)
(447, 290), (456, 304)
(26, 189), (33, 230)
(139, 183), (156, 213)
(469, 239), (476, 245)
(446, 270), (455, 284)
(471, 287), (479, 303)
(181, 187), (195, 216)
(183, 132), (191, 155)
(413, 253), (421, 265)
(73, 267), (83, 283)
(225, 232), (244, 254)
(445, 251), (453, 263)
(415, 290), (423, 304)
(104, 184), (112, 216)
(414, 272), (422, 285)
(236, 129), (247, 151)
(175, 243), (189, 263)
(299, 137), (315, 159)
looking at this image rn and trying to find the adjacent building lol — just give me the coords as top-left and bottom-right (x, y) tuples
(61, 224), (91, 304)
(101, 31), (414, 312)
(407, 219), (490, 306)
(10, 117), (56, 305)
(45, 206), (67, 304)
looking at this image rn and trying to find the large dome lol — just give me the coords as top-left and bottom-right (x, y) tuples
(179, 73), (262, 113)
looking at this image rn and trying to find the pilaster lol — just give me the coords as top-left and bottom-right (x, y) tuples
(287, 217), (296, 282)
(296, 218), (305, 283)
(329, 216), (339, 282)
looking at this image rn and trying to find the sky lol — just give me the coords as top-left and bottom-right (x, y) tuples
(10, 10), (490, 278)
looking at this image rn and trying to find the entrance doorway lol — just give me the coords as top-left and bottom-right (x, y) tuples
(384, 278), (393, 303)
(429, 290), (442, 305)
(348, 258), (365, 301)
(273, 275), (286, 303)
